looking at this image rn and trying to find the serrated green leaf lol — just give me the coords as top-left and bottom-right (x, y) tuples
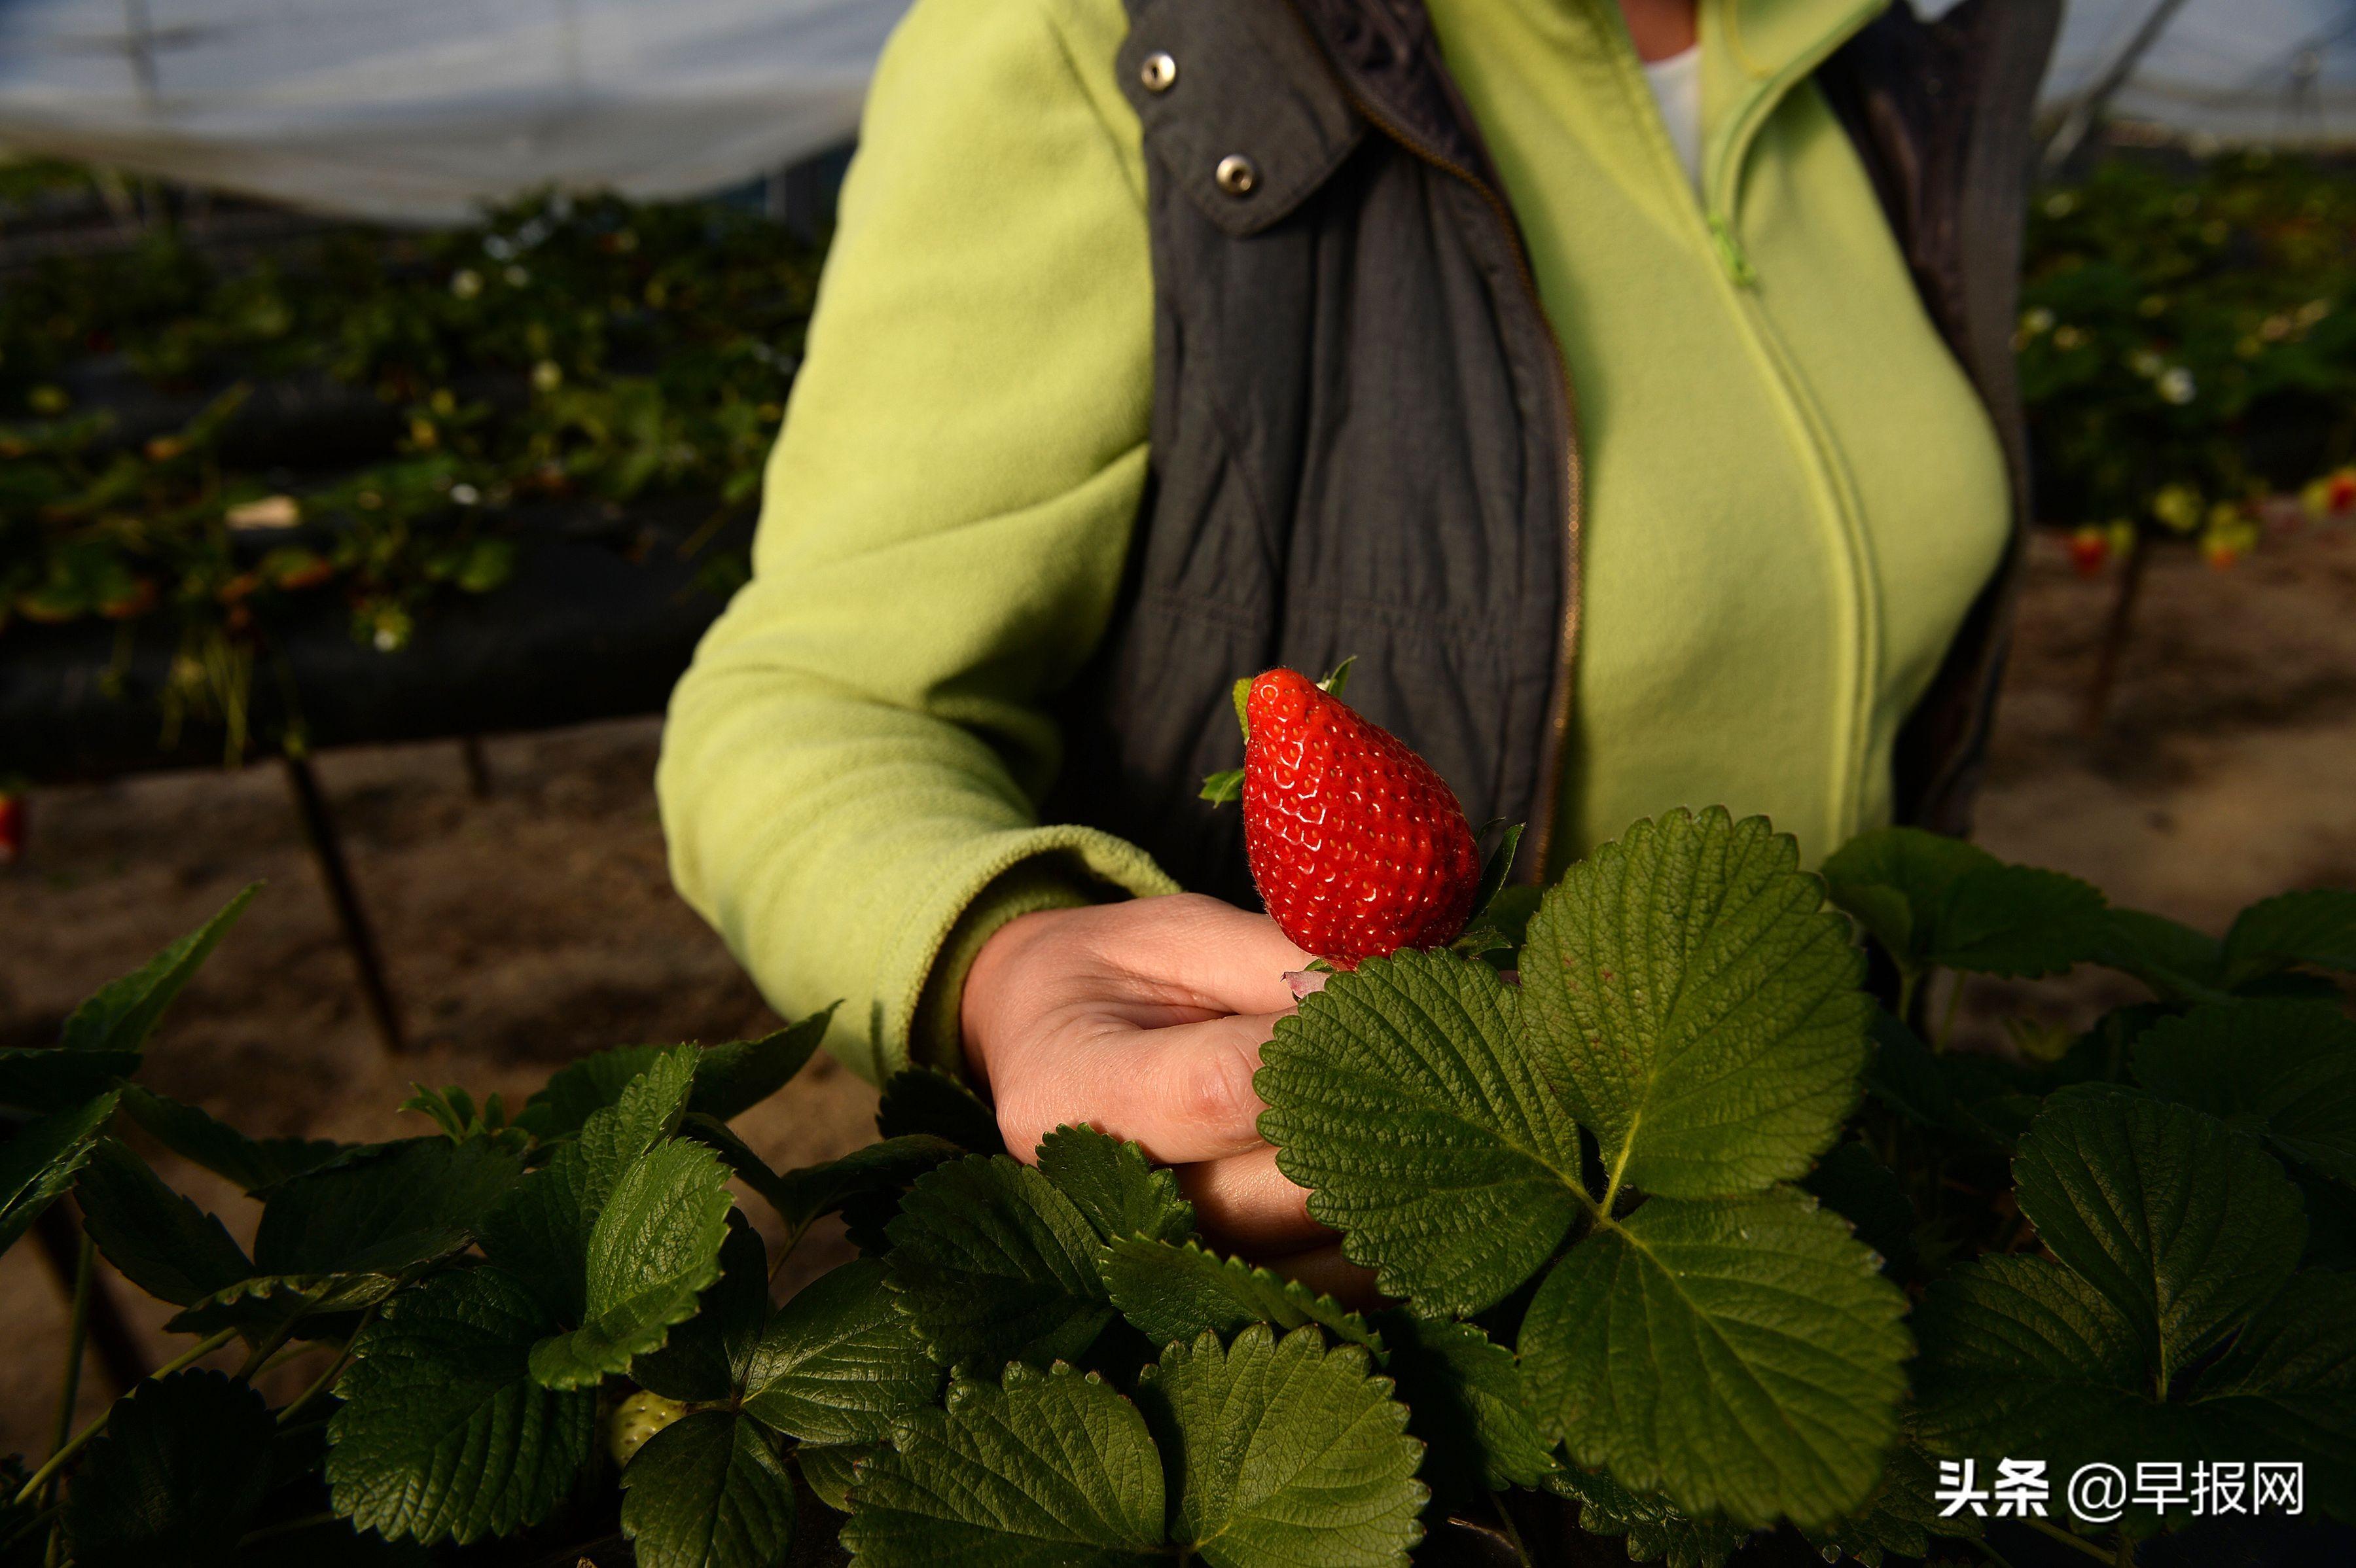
(1518, 1190), (1910, 1530)
(875, 1067), (1003, 1154)
(1257, 948), (1585, 1314)
(514, 1012), (836, 1141)
(741, 1256), (940, 1444)
(1035, 1124), (1194, 1244)
(73, 1137), (251, 1306)
(0, 1048), (139, 1112)
(1802, 1141), (1916, 1276)
(1912, 1253), (2151, 1472)
(757, 1133), (965, 1233)
(2198, 1272), (2356, 1516)
(0, 1091), (118, 1255)
(1798, 1440), (1981, 1567)
(1522, 808), (1869, 1199)
(1100, 1238), (1382, 1353)
(255, 1136), (523, 1275)
(326, 1266), (597, 1544)
(796, 1442), (871, 1512)
(842, 1362), (1164, 1565)
(2132, 1000), (2356, 1184)
(1199, 768), (1245, 806)
(482, 1047), (700, 1319)
(2224, 888), (2356, 985)
(633, 1216), (771, 1404)
(1376, 1310), (1553, 1493)
(528, 1137), (734, 1388)
(620, 1410), (796, 1568)
(174, 1135), (524, 1335)
(1137, 1325), (1425, 1568)
(1822, 829), (2107, 980)
(63, 1370), (272, 1568)
(1918, 1258), (2356, 1526)
(2013, 1089), (2305, 1376)
(2089, 907), (2234, 1002)
(117, 1085), (345, 1194)
(60, 885), (256, 1056)
(1543, 1467), (1749, 1568)
(883, 1155), (1111, 1369)
(688, 1007), (836, 1122)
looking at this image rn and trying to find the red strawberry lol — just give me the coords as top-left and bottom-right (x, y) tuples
(2066, 526), (2109, 578)
(1240, 668), (1480, 966)
(0, 794), (21, 864)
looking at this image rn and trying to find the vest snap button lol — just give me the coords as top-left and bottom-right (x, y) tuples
(1140, 51), (1178, 92)
(1215, 154), (1259, 196)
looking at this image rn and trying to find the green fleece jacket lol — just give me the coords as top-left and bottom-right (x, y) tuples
(656, 0), (2010, 1082)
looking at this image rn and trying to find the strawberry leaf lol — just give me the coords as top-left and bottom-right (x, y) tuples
(0, 1090), (118, 1255)
(740, 1257), (941, 1445)
(1522, 808), (1870, 1200)
(526, 1137), (734, 1389)
(60, 884), (256, 1056)
(1467, 821), (1524, 922)
(2132, 999), (2356, 1185)
(1135, 1325), (1425, 1567)
(1198, 768), (1245, 806)
(1543, 1467), (1748, 1568)
(1799, 1440), (1983, 1567)
(65, 1370), (273, 1568)
(882, 1155), (1113, 1369)
(512, 1012), (832, 1141)
(619, 1410), (797, 1568)
(1516, 1189), (1910, 1530)
(842, 1362), (1165, 1565)
(1821, 827), (2107, 980)
(631, 1216), (772, 1404)
(875, 1066), (1004, 1154)
(2223, 888), (2356, 986)
(1258, 948), (1585, 1314)
(1376, 1311), (1553, 1493)
(327, 1266), (598, 1544)
(2012, 1088), (2306, 1376)
(73, 1137), (252, 1307)
(1034, 1124), (1195, 1244)
(116, 1085), (345, 1194)
(1099, 1237), (1382, 1352)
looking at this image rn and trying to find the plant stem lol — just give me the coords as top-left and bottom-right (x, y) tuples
(10, 1327), (240, 1507)
(1896, 967), (1921, 1028)
(50, 1236), (94, 1463)
(277, 1306), (378, 1426)
(1488, 1491), (1535, 1568)
(1934, 972), (1967, 1054)
(236, 1510), (340, 1548)
(232, 1318), (299, 1384)
(2026, 1518), (2117, 1565)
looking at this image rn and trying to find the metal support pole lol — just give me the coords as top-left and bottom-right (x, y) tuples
(32, 1201), (149, 1397)
(279, 755), (406, 1054)
(459, 735), (493, 800)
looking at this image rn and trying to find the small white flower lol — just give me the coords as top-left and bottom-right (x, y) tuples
(450, 483), (481, 506)
(2158, 366), (2196, 404)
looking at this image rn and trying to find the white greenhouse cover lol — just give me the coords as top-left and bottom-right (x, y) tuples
(2046, 0), (2356, 149)
(0, 0), (913, 223)
(0, 0), (2349, 225)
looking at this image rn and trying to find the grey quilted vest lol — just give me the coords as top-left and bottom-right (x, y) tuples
(1045, 0), (2062, 904)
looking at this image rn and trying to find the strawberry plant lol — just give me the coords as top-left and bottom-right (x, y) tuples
(0, 688), (2351, 1563)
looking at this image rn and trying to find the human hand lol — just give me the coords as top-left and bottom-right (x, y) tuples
(959, 893), (1365, 1289)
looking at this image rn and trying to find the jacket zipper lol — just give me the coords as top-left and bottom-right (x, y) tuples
(1308, 77), (1586, 883)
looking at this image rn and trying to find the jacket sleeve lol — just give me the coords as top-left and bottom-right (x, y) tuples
(656, 0), (1177, 1084)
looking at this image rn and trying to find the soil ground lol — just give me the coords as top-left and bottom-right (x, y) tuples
(3, 522), (2353, 1457)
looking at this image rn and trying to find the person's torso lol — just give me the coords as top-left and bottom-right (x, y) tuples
(1421, 0), (2010, 867)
